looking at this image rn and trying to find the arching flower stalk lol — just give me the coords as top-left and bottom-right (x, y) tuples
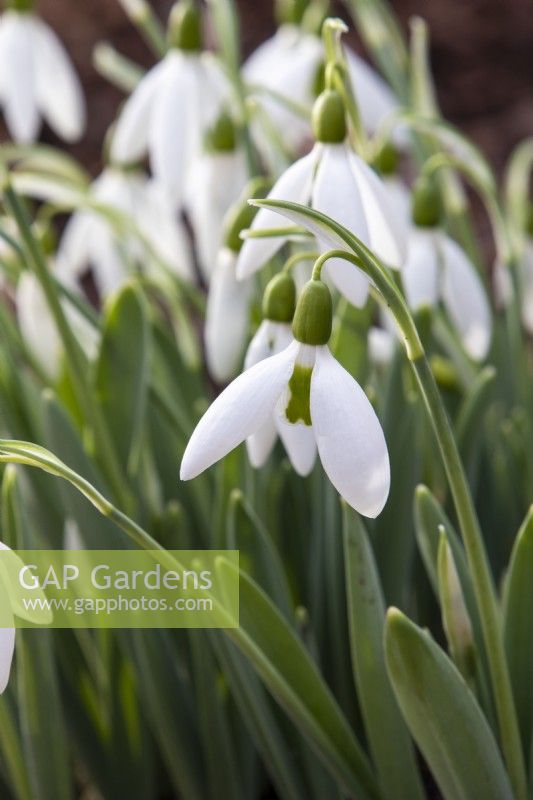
(0, 0), (85, 143)
(110, 0), (229, 205)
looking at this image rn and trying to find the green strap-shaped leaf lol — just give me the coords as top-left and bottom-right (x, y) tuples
(503, 507), (533, 760)
(385, 608), (513, 800)
(220, 561), (379, 799)
(343, 507), (425, 800)
(94, 282), (151, 477)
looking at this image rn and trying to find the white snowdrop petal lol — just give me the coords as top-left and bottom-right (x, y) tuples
(110, 58), (167, 164)
(33, 17), (85, 141)
(276, 420), (317, 476)
(187, 150), (248, 281)
(440, 233), (492, 360)
(310, 346), (390, 517)
(148, 54), (192, 204)
(180, 341), (298, 480)
(312, 144), (369, 244)
(346, 49), (399, 136)
(236, 148), (317, 279)
(142, 181), (194, 281)
(402, 228), (440, 310)
(323, 252), (370, 308)
(368, 326), (395, 365)
(348, 152), (408, 268)
(246, 419), (278, 468)
(205, 249), (253, 382)
(0, 12), (39, 142)
(17, 271), (64, 378)
(0, 626), (15, 694)
(383, 176), (412, 229)
(244, 320), (273, 370)
(58, 210), (97, 277)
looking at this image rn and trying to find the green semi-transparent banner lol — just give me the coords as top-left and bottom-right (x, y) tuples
(0, 550), (239, 628)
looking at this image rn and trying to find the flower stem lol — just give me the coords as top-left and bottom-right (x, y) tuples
(2, 180), (134, 514)
(315, 248), (527, 800)
(116, 0), (167, 57)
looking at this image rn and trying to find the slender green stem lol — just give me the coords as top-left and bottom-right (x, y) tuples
(315, 248), (527, 800)
(116, 0), (167, 57)
(93, 42), (144, 93)
(2, 181), (134, 512)
(282, 251), (319, 273)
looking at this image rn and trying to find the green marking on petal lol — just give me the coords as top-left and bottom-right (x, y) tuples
(285, 365), (312, 425)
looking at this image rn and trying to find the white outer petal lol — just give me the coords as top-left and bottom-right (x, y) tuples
(110, 58), (167, 164)
(368, 326), (395, 365)
(246, 419), (278, 468)
(439, 233), (492, 360)
(383, 176), (412, 229)
(33, 17), (85, 141)
(58, 210), (97, 277)
(348, 151), (408, 267)
(0, 12), (39, 142)
(310, 346), (390, 517)
(235, 147), (317, 279)
(141, 180), (194, 281)
(148, 53), (196, 204)
(204, 249), (253, 382)
(402, 227), (440, 310)
(181, 340), (298, 479)
(16, 271), (62, 379)
(187, 149), (248, 281)
(346, 49), (399, 135)
(312, 144), (370, 306)
(0, 626), (15, 694)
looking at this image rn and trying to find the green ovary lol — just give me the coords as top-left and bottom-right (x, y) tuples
(285, 365), (313, 425)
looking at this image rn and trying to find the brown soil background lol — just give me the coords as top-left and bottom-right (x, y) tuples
(2, 0), (532, 181)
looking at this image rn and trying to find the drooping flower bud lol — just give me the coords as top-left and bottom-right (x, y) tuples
(371, 142), (399, 176)
(275, 0), (309, 26)
(204, 110), (237, 153)
(262, 272), (296, 323)
(167, 0), (202, 51)
(312, 89), (347, 144)
(412, 175), (440, 227)
(223, 202), (257, 254)
(292, 279), (332, 345)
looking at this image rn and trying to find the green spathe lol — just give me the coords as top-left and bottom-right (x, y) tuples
(262, 272), (296, 323)
(312, 90), (347, 144)
(292, 280), (332, 345)
(168, 0), (202, 52)
(275, 0), (309, 26)
(224, 202), (257, 253)
(205, 111), (237, 153)
(412, 175), (441, 227)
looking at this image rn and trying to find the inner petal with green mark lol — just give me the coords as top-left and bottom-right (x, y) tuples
(285, 364), (313, 425)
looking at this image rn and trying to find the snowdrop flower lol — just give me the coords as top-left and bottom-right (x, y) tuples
(0, 0), (85, 143)
(110, 0), (229, 205)
(237, 89), (407, 307)
(16, 264), (98, 380)
(59, 166), (193, 298)
(183, 276), (390, 517)
(401, 179), (492, 361)
(185, 111), (248, 282)
(243, 0), (401, 153)
(204, 199), (257, 382)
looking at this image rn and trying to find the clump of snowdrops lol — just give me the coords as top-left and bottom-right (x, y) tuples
(0, 0), (532, 798)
